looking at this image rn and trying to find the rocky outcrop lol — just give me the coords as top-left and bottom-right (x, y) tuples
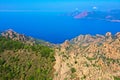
(1, 29), (53, 46)
(116, 32), (120, 39)
(1, 29), (27, 41)
(74, 11), (88, 19)
(54, 32), (120, 80)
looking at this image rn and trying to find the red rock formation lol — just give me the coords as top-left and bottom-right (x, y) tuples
(74, 11), (88, 19)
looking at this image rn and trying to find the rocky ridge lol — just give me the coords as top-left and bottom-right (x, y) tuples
(54, 32), (120, 80)
(0, 29), (53, 46)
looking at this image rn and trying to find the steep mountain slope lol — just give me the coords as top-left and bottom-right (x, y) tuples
(0, 36), (55, 80)
(54, 32), (120, 80)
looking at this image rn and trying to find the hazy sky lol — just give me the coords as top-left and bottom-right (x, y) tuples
(0, 0), (120, 12)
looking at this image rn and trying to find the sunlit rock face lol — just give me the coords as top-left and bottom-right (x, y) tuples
(1, 29), (26, 41)
(116, 32), (120, 38)
(54, 32), (120, 80)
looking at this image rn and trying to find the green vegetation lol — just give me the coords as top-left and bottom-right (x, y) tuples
(114, 76), (120, 80)
(81, 75), (86, 80)
(0, 36), (24, 53)
(70, 67), (76, 73)
(0, 36), (55, 80)
(70, 74), (76, 79)
(86, 57), (96, 61)
(64, 78), (68, 80)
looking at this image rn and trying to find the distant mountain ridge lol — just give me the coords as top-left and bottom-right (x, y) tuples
(67, 9), (120, 22)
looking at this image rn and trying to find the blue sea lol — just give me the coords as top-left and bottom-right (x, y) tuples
(0, 12), (120, 43)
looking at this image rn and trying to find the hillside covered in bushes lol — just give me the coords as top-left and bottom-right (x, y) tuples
(0, 36), (55, 80)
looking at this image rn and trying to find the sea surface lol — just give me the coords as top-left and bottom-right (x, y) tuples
(0, 12), (120, 43)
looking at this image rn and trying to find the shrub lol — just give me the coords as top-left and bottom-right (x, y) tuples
(114, 76), (120, 80)
(71, 68), (76, 73)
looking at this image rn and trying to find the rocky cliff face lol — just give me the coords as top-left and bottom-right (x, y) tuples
(54, 32), (120, 80)
(1, 29), (35, 44)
